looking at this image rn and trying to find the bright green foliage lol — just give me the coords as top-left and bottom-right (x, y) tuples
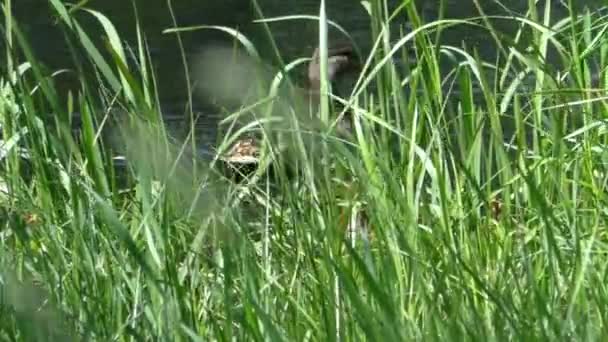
(1, 0), (608, 341)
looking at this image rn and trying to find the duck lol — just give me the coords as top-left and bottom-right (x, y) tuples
(307, 44), (359, 93)
(306, 44), (360, 136)
(219, 43), (360, 177)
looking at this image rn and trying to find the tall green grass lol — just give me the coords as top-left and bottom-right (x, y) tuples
(1, 0), (608, 340)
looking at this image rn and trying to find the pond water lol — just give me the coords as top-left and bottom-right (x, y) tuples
(14, 1), (600, 102)
(10, 0), (602, 153)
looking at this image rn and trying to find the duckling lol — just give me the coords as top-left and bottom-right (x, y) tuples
(220, 137), (260, 164)
(219, 136), (261, 181)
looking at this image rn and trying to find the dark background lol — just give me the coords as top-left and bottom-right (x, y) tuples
(11, 0), (597, 105)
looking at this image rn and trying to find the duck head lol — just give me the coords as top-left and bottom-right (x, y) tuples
(307, 44), (359, 91)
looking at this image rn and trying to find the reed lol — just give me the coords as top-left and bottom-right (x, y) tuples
(1, 0), (607, 340)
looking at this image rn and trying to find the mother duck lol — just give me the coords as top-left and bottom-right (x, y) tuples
(221, 43), (360, 168)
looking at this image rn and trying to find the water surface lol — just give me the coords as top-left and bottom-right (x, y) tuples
(11, 0), (601, 152)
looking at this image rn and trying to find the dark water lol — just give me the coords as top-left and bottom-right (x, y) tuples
(9, 0), (601, 152)
(13, 1), (600, 101)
